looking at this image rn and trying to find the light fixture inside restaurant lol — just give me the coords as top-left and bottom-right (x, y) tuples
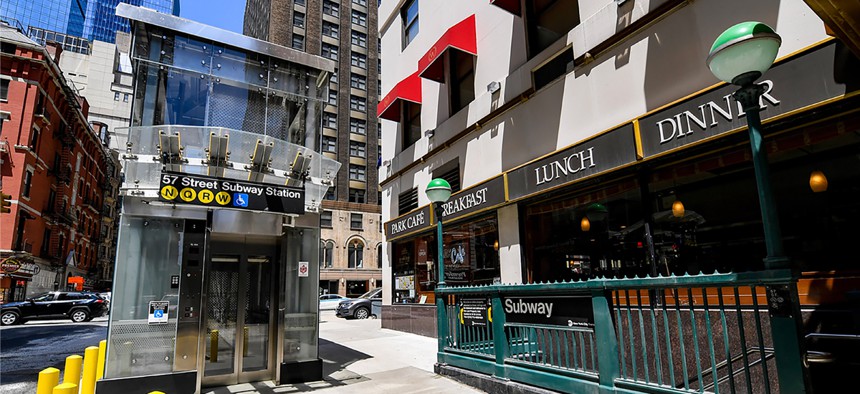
(493, 239), (500, 251)
(672, 200), (686, 218)
(809, 170), (828, 193)
(580, 216), (591, 232)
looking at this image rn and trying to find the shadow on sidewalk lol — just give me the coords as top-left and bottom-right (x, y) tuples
(204, 338), (372, 394)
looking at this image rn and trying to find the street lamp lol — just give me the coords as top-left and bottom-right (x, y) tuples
(708, 22), (808, 392)
(707, 21), (786, 269)
(426, 178), (452, 288)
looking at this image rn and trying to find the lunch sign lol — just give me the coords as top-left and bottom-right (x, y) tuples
(159, 172), (305, 214)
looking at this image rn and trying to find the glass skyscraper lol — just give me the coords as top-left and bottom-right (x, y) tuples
(1, 0), (179, 44)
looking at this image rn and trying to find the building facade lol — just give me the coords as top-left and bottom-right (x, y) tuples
(244, 0), (384, 298)
(1, 23), (117, 301)
(0, 0), (179, 45)
(378, 0), (860, 386)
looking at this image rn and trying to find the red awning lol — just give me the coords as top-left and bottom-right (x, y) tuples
(490, 0), (521, 15)
(417, 15), (477, 82)
(377, 71), (422, 121)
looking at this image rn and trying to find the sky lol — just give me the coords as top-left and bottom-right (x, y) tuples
(180, 0), (247, 34)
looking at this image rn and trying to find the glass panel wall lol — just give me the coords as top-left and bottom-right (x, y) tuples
(281, 227), (320, 363)
(105, 216), (183, 378)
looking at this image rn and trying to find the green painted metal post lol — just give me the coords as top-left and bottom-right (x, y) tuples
(736, 85), (808, 393)
(592, 290), (620, 394)
(435, 203), (449, 354)
(491, 294), (509, 379)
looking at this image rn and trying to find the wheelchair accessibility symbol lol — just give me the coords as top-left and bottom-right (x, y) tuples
(154, 309), (164, 318)
(233, 193), (249, 207)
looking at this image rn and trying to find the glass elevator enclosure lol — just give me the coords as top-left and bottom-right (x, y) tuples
(98, 5), (337, 393)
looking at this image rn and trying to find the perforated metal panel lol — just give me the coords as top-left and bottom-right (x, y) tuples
(106, 321), (179, 377)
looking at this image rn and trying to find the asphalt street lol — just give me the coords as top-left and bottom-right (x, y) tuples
(0, 317), (108, 393)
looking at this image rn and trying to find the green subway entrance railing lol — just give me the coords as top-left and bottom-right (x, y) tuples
(436, 269), (806, 394)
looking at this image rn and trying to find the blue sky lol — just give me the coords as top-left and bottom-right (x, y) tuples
(180, 0), (247, 34)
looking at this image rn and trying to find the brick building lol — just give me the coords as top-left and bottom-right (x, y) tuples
(1, 22), (117, 301)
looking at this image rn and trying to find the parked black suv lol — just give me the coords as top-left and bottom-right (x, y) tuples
(1, 291), (108, 325)
(335, 288), (382, 319)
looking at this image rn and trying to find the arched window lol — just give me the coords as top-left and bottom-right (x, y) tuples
(320, 241), (334, 268)
(348, 240), (364, 268)
(377, 244), (382, 268)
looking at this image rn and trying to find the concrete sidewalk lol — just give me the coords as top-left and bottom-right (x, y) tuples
(205, 311), (484, 394)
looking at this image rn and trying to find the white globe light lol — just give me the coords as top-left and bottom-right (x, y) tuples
(707, 22), (781, 85)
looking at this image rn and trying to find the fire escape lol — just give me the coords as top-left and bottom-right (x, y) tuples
(46, 103), (79, 269)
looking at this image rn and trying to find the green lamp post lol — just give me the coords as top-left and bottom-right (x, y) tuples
(426, 178), (453, 288)
(707, 22), (808, 392)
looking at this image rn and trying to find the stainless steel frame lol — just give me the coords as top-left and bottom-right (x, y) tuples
(199, 235), (280, 387)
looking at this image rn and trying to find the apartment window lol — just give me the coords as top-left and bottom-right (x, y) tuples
(449, 50), (475, 114)
(377, 244), (382, 268)
(351, 31), (367, 48)
(321, 210), (333, 228)
(123, 94), (130, 102)
(351, 10), (367, 27)
(293, 11), (305, 28)
(320, 240), (334, 268)
(349, 141), (366, 158)
(349, 188), (366, 203)
(401, 0), (419, 48)
(401, 102), (421, 150)
(351, 52), (367, 69)
(41, 228), (52, 256)
(377, 122), (382, 139)
(23, 168), (33, 198)
(292, 34), (304, 50)
(0, 79), (8, 101)
(353, 0), (367, 6)
(323, 0), (339, 17)
(322, 136), (337, 153)
(1, 42), (15, 54)
(348, 239), (364, 267)
(323, 112), (337, 128)
(322, 43), (338, 60)
(295, 0), (305, 5)
(29, 126), (41, 152)
(398, 187), (418, 215)
(350, 118), (366, 134)
(350, 95), (366, 111)
(324, 187), (336, 200)
(328, 89), (338, 105)
(526, 0), (580, 58)
(350, 74), (366, 90)
(323, 21), (339, 39)
(113, 91), (120, 101)
(349, 165), (366, 181)
(350, 214), (364, 231)
(330, 70), (338, 84)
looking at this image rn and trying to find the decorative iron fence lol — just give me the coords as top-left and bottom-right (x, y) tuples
(435, 269), (807, 394)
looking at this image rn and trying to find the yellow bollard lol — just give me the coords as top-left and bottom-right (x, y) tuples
(63, 354), (83, 386)
(210, 330), (218, 363)
(36, 367), (60, 394)
(81, 346), (99, 394)
(149, 392), (166, 394)
(52, 383), (78, 394)
(243, 326), (249, 357)
(96, 340), (106, 381)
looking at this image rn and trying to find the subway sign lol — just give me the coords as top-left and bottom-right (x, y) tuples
(159, 172), (305, 214)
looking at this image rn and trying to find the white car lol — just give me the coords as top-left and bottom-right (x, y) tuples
(319, 294), (349, 311)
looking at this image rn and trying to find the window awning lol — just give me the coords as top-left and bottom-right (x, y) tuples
(490, 0), (521, 15)
(417, 15), (477, 82)
(377, 71), (422, 121)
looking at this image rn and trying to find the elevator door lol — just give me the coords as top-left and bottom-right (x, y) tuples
(202, 237), (277, 386)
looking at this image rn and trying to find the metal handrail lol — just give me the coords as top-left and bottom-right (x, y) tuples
(696, 346), (775, 391)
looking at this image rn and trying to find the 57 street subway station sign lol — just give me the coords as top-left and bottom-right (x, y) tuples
(159, 172), (305, 214)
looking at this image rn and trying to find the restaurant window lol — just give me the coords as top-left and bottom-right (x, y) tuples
(293, 11), (305, 28)
(349, 188), (366, 203)
(448, 49), (474, 114)
(321, 210), (333, 228)
(401, 0), (419, 49)
(348, 239), (364, 267)
(398, 187), (418, 215)
(400, 102), (421, 150)
(525, 0), (580, 59)
(346, 280), (367, 297)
